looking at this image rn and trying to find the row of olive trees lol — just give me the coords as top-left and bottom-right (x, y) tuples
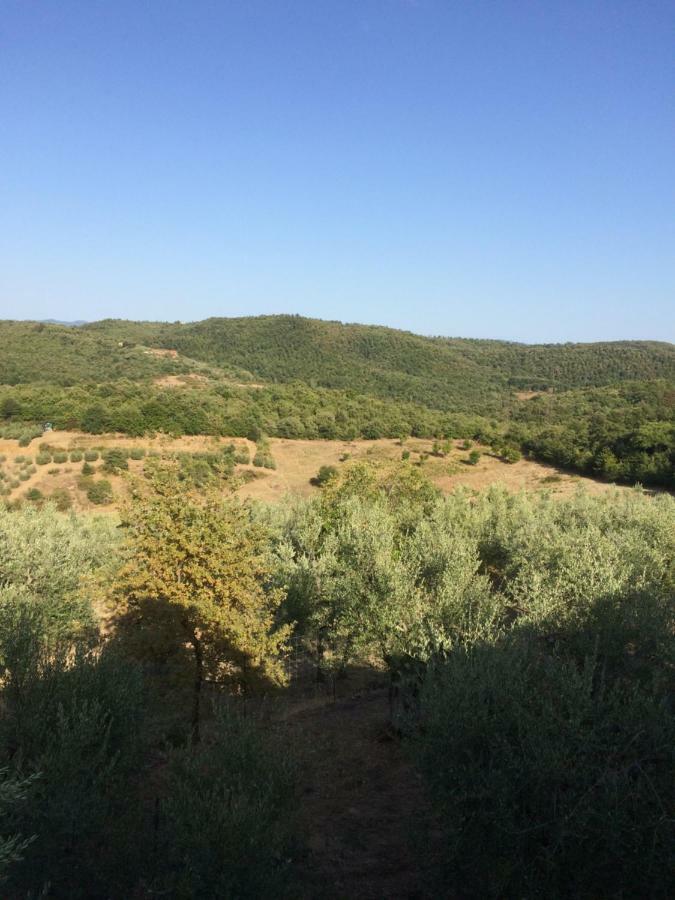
(261, 466), (675, 896)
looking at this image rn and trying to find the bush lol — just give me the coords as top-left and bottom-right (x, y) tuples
(17, 435), (31, 448)
(128, 447), (145, 460)
(84, 450), (99, 462)
(401, 450), (410, 460)
(36, 452), (51, 465)
(145, 702), (297, 898)
(69, 450), (83, 462)
(52, 452), (68, 464)
(233, 446), (250, 465)
(25, 488), (43, 502)
(86, 479), (113, 505)
(102, 448), (129, 473)
(311, 465), (338, 487)
(13, 456), (25, 464)
(47, 467), (61, 476)
(50, 488), (73, 512)
(467, 449), (481, 465)
(252, 451), (276, 470)
(81, 461), (95, 476)
(415, 640), (675, 897)
(18, 472), (29, 482)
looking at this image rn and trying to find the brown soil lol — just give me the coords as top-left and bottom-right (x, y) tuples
(275, 686), (442, 898)
(154, 373), (209, 388)
(514, 390), (547, 400)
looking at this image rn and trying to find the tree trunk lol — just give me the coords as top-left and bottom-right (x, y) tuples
(191, 634), (203, 743)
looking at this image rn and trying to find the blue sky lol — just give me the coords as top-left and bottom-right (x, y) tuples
(1, 0), (673, 342)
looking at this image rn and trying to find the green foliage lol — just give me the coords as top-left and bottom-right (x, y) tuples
(113, 473), (291, 737)
(36, 452), (51, 465)
(84, 449), (99, 461)
(25, 488), (42, 502)
(310, 464), (338, 487)
(128, 446), (145, 460)
(69, 450), (83, 462)
(102, 448), (129, 473)
(52, 451), (68, 464)
(81, 461), (95, 476)
(146, 701), (297, 898)
(87, 479), (113, 505)
(467, 449), (481, 465)
(417, 641), (674, 897)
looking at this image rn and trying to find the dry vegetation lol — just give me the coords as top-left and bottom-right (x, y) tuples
(0, 431), (634, 514)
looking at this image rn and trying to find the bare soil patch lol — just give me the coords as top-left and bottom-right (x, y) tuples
(275, 685), (441, 898)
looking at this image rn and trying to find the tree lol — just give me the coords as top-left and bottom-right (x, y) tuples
(0, 398), (20, 420)
(113, 473), (290, 740)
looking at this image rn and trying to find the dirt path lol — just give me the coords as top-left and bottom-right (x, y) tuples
(277, 688), (442, 899)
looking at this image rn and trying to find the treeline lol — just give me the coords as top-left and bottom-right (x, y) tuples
(509, 380), (675, 487)
(0, 378), (490, 443)
(1, 464), (673, 896)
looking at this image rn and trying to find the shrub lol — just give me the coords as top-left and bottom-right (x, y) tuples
(415, 641), (675, 898)
(69, 450), (83, 462)
(36, 452), (51, 465)
(102, 448), (129, 474)
(461, 439), (472, 450)
(402, 450), (410, 460)
(13, 456), (25, 464)
(467, 449), (481, 465)
(25, 488), (43, 502)
(233, 446), (250, 465)
(81, 461), (95, 476)
(47, 467), (61, 476)
(84, 450), (99, 462)
(144, 702), (297, 898)
(252, 451), (276, 470)
(50, 488), (73, 512)
(501, 445), (522, 464)
(18, 472), (29, 482)
(128, 447), (145, 460)
(311, 465), (338, 487)
(52, 452), (68, 464)
(17, 435), (31, 448)
(86, 479), (113, 505)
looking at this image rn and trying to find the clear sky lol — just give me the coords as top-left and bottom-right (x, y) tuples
(1, 0), (673, 342)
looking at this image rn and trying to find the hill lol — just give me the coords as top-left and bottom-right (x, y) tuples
(82, 315), (675, 414)
(0, 315), (673, 487)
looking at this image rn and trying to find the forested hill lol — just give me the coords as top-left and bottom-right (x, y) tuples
(1, 316), (673, 486)
(80, 315), (675, 412)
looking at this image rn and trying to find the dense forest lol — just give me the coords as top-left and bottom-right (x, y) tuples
(0, 461), (673, 897)
(0, 317), (673, 486)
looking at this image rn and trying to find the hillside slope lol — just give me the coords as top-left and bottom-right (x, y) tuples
(81, 315), (675, 414)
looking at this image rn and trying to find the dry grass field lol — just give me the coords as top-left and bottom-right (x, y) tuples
(0, 430), (634, 514)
